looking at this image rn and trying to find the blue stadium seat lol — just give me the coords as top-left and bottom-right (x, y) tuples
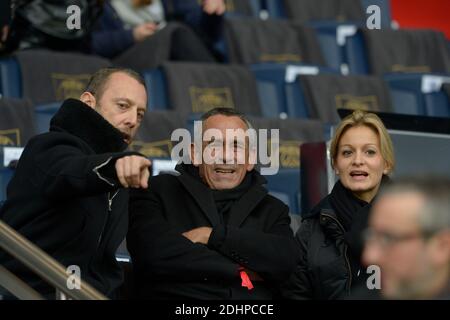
(141, 68), (169, 111)
(264, 0), (287, 18)
(384, 74), (450, 117)
(250, 63), (338, 118)
(265, 168), (301, 215)
(344, 29), (369, 74)
(0, 57), (21, 98)
(34, 102), (61, 134)
(0, 168), (14, 202)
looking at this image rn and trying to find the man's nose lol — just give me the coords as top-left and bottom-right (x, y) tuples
(125, 111), (138, 128)
(223, 144), (235, 164)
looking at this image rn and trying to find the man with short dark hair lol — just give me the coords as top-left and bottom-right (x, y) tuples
(362, 177), (450, 300)
(0, 67), (151, 299)
(128, 107), (299, 299)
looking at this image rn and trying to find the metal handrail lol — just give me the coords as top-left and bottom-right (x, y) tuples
(0, 219), (108, 300)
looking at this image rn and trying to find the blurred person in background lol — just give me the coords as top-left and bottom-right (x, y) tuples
(362, 177), (450, 300)
(91, 0), (219, 69)
(282, 110), (395, 299)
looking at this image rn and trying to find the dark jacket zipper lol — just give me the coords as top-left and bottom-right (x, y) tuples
(97, 190), (120, 246)
(321, 212), (353, 293)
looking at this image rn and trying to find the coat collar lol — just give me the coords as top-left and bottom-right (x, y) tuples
(175, 163), (268, 227)
(50, 98), (127, 154)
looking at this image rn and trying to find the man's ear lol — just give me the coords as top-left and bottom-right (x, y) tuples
(80, 92), (96, 109)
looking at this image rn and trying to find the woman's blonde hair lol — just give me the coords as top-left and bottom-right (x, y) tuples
(329, 110), (395, 174)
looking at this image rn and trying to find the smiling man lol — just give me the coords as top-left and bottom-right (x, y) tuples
(127, 107), (299, 299)
(0, 68), (151, 299)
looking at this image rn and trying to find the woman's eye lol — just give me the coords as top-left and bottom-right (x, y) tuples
(342, 150), (352, 156)
(366, 149), (376, 155)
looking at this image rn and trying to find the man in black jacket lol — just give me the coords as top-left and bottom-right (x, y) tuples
(128, 107), (299, 299)
(0, 67), (151, 299)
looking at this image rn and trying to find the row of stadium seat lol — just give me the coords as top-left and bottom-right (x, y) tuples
(1, 53), (449, 122)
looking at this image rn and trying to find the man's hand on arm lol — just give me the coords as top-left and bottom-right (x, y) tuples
(115, 155), (151, 189)
(182, 227), (213, 245)
(132, 22), (157, 42)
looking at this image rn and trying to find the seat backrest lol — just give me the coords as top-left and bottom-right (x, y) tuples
(0, 57), (22, 98)
(250, 117), (325, 214)
(162, 62), (262, 117)
(266, 169), (301, 214)
(283, 0), (365, 24)
(129, 110), (187, 160)
(0, 168), (15, 203)
(250, 116), (325, 169)
(361, 29), (450, 75)
(0, 98), (36, 148)
(299, 74), (393, 123)
(15, 49), (111, 105)
(34, 102), (62, 134)
(224, 18), (326, 66)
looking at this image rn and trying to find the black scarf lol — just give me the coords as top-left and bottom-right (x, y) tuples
(329, 179), (370, 232)
(181, 163), (255, 224)
(50, 98), (127, 154)
(329, 176), (391, 278)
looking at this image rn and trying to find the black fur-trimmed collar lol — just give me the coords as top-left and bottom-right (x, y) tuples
(50, 98), (127, 154)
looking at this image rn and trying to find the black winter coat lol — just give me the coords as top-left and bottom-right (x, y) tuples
(0, 99), (137, 298)
(281, 182), (375, 300)
(127, 164), (299, 299)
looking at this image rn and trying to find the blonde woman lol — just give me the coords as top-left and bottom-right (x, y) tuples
(283, 110), (395, 299)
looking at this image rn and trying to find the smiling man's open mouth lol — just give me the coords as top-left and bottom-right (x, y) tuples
(214, 166), (236, 174)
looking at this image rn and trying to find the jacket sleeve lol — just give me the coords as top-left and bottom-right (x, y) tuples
(90, 3), (135, 58)
(31, 137), (139, 199)
(127, 186), (240, 281)
(207, 203), (300, 282)
(280, 219), (315, 299)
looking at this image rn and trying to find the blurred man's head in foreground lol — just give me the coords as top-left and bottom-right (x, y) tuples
(363, 176), (450, 300)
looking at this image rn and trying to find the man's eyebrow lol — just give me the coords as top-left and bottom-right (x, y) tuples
(113, 97), (132, 104)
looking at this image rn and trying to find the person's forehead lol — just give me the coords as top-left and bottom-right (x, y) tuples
(104, 72), (144, 91)
(203, 114), (248, 131)
(371, 192), (424, 231)
(340, 125), (379, 145)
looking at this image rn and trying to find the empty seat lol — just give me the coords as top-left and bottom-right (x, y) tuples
(34, 102), (61, 134)
(129, 110), (187, 160)
(298, 74), (393, 123)
(250, 63), (339, 118)
(384, 73), (450, 117)
(250, 117), (325, 214)
(0, 57), (22, 98)
(346, 29), (450, 75)
(0, 98), (36, 149)
(224, 18), (326, 66)
(0, 168), (14, 203)
(160, 62), (262, 117)
(15, 49), (111, 104)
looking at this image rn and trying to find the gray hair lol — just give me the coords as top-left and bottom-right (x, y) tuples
(379, 176), (450, 235)
(200, 107), (253, 130)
